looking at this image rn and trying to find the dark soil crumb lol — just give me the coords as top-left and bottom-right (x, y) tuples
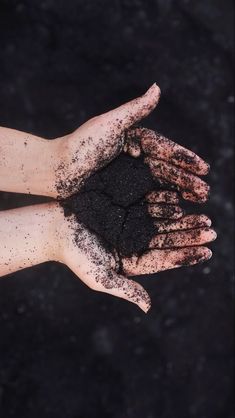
(60, 153), (163, 257)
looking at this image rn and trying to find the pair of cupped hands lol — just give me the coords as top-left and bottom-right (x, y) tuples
(49, 83), (216, 313)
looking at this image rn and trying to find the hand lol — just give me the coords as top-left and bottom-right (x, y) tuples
(0, 84), (209, 201)
(54, 84), (209, 202)
(55, 203), (216, 313)
(0, 201), (216, 312)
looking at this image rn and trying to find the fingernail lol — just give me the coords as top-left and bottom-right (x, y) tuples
(205, 249), (213, 260)
(211, 230), (217, 241)
(196, 192), (210, 204)
(145, 83), (161, 97)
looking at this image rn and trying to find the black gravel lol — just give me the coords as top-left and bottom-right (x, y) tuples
(0, 1), (234, 418)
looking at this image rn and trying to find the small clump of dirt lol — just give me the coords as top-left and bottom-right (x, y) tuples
(59, 153), (167, 257)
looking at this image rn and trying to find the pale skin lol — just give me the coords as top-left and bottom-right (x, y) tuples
(0, 84), (216, 312)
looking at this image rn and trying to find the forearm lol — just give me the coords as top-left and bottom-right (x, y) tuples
(0, 127), (61, 197)
(0, 201), (61, 277)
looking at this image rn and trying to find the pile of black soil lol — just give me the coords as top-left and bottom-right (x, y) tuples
(60, 153), (164, 257)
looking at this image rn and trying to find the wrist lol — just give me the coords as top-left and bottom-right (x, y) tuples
(35, 138), (63, 198)
(49, 200), (74, 263)
(52, 134), (85, 198)
(21, 201), (62, 264)
(0, 127), (62, 198)
(0, 202), (63, 276)
(39, 200), (65, 262)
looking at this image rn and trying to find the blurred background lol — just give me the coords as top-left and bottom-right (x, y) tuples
(0, 1), (234, 417)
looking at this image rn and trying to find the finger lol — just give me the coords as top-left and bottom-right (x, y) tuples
(101, 83), (161, 137)
(123, 129), (141, 157)
(123, 139), (141, 157)
(182, 191), (209, 203)
(132, 127), (209, 175)
(145, 190), (179, 204)
(122, 246), (212, 276)
(154, 214), (212, 232)
(95, 271), (151, 313)
(148, 203), (183, 219)
(149, 227), (217, 249)
(146, 157), (210, 201)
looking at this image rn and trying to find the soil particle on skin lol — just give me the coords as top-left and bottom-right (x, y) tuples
(172, 150), (195, 166)
(60, 153), (163, 257)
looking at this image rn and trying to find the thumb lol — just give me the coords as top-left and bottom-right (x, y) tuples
(96, 271), (152, 314)
(101, 83), (161, 137)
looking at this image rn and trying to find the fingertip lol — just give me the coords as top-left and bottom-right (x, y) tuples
(197, 194), (210, 205)
(127, 143), (142, 158)
(182, 187), (210, 204)
(144, 83), (161, 108)
(145, 83), (161, 98)
(201, 161), (210, 176)
(203, 247), (213, 260)
(137, 285), (152, 313)
(200, 215), (212, 227)
(205, 162), (210, 174)
(203, 183), (210, 201)
(172, 206), (184, 219)
(210, 229), (217, 241)
(140, 299), (152, 314)
(181, 191), (192, 201)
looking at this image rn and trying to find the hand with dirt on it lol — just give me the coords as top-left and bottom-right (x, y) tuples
(53, 83), (209, 203)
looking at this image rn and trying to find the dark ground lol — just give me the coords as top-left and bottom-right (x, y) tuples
(0, 1), (234, 417)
